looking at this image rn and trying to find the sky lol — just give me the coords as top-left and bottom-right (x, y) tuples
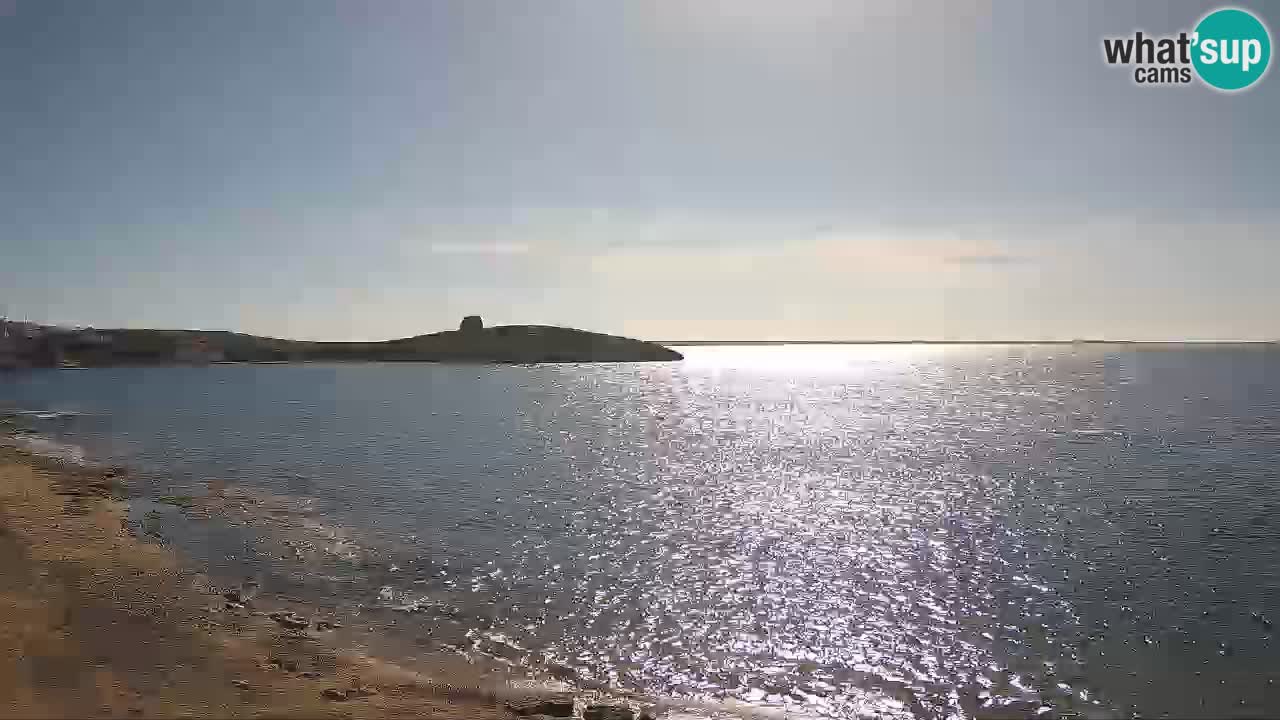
(1, 0), (1277, 341)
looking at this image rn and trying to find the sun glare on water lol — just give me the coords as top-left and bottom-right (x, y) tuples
(674, 344), (946, 375)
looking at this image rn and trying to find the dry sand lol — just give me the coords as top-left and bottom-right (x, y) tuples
(0, 447), (523, 719)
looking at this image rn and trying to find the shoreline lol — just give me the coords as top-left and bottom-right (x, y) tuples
(0, 445), (640, 719)
(0, 399), (787, 720)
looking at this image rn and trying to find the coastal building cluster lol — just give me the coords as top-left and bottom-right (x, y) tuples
(0, 320), (73, 369)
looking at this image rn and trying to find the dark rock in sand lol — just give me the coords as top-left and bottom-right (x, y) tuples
(584, 705), (636, 720)
(267, 657), (299, 673)
(315, 620), (342, 631)
(506, 693), (575, 717)
(349, 683), (378, 697)
(321, 684), (377, 701)
(268, 610), (310, 630)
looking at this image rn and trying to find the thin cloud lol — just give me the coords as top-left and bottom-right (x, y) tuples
(429, 242), (531, 256)
(943, 254), (1035, 266)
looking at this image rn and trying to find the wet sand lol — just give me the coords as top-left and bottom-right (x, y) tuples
(0, 447), (517, 719)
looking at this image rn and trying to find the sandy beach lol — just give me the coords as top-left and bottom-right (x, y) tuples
(0, 447), (523, 719)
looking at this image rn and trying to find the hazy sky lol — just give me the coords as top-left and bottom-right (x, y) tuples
(2, 1), (1277, 341)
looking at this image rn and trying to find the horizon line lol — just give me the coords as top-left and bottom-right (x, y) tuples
(7, 320), (1279, 347)
(657, 339), (1280, 346)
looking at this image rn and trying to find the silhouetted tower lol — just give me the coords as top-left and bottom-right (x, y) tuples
(459, 315), (483, 333)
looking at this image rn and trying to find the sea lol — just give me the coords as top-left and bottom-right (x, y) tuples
(2, 345), (1279, 719)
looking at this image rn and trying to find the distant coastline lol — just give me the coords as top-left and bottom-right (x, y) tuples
(660, 340), (1279, 346)
(1, 316), (682, 368)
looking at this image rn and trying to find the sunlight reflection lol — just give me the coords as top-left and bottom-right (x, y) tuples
(673, 343), (986, 375)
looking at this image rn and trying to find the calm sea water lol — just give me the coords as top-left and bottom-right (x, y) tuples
(3, 345), (1280, 718)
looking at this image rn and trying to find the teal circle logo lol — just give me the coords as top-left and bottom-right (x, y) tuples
(1192, 7), (1271, 91)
